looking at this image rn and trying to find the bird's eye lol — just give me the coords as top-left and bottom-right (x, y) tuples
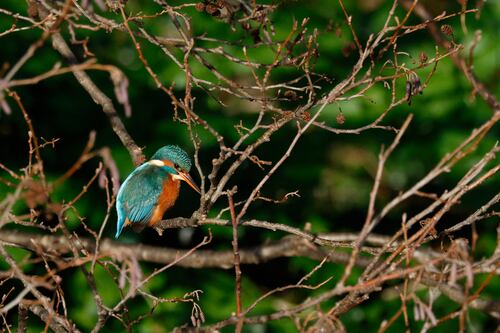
(174, 163), (179, 170)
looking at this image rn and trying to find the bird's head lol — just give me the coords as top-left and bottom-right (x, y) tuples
(150, 145), (201, 194)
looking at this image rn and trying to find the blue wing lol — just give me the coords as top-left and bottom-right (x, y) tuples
(115, 163), (165, 238)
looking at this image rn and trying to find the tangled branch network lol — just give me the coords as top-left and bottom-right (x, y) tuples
(0, 0), (498, 332)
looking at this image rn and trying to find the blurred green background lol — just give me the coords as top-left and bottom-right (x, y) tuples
(0, 0), (499, 332)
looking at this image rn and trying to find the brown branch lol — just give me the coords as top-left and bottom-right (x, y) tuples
(17, 304), (29, 333)
(0, 244), (79, 332)
(32, 4), (144, 166)
(400, 0), (500, 111)
(154, 216), (390, 252)
(6, 90), (46, 186)
(1, 1), (497, 331)
(0, 229), (369, 268)
(228, 192), (243, 331)
(339, 113), (413, 285)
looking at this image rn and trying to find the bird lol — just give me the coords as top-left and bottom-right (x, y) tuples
(115, 145), (201, 238)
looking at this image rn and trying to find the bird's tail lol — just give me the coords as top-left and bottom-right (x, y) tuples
(115, 214), (126, 239)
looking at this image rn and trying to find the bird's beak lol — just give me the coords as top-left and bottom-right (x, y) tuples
(176, 171), (201, 194)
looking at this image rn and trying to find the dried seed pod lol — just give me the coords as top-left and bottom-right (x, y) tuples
(335, 27), (342, 38)
(195, 2), (206, 12)
(413, 78), (422, 95)
(27, 0), (38, 18)
(405, 80), (413, 105)
(215, 0), (224, 6)
(419, 51), (428, 64)
(406, 71), (423, 105)
(440, 24), (453, 36)
(336, 112), (345, 124)
(284, 90), (298, 101)
(205, 4), (220, 16)
(410, 72), (423, 95)
(299, 111), (311, 122)
(341, 42), (355, 57)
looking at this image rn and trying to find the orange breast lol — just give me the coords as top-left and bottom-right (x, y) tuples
(148, 176), (180, 226)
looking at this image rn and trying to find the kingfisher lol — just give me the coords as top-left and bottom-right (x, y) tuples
(115, 145), (201, 238)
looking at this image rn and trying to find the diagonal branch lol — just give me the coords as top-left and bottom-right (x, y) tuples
(33, 4), (144, 166)
(400, 0), (500, 111)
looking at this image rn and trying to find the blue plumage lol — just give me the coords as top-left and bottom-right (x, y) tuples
(151, 145), (192, 172)
(115, 145), (200, 239)
(115, 163), (164, 238)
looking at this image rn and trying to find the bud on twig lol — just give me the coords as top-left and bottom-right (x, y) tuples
(440, 24), (453, 36)
(336, 112), (345, 124)
(419, 51), (428, 64)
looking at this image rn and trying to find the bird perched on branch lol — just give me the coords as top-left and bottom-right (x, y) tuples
(115, 145), (201, 238)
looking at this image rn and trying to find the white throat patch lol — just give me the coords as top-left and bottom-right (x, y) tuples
(171, 173), (184, 181)
(149, 159), (165, 167)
